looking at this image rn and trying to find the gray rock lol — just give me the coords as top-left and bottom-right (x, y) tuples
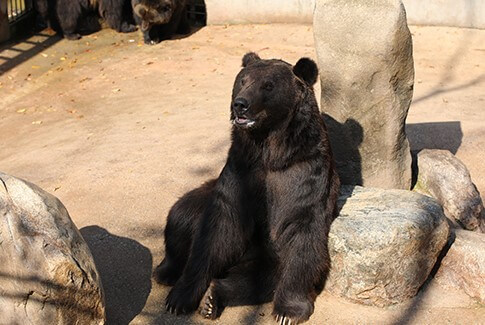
(313, 0), (414, 190)
(0, 172), (105, 324)
(414, 149), (485, 232)
(435, 229), (485, 303)
(326, 186), (449, 306)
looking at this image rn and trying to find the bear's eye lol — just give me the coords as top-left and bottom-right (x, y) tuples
(263, 81), (274, 91)
(162, 4), (171, 12)
(240, 79), (246, 86)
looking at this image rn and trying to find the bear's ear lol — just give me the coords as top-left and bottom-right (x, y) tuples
(293, 58), (318, 86)
(242, 52), (261, 67)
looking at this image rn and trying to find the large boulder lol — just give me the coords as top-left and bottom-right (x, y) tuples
(0, 172), (105, 324)
(435, 229), (485, 303)
(314, 0), (414, 190)
(414, 149), (485, 232)
(326, 186), (449, 306)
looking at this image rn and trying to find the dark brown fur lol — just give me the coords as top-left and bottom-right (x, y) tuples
(154, 53), (340, 324)
(131, 0), (188, 44)
(35, 0), (136, 40)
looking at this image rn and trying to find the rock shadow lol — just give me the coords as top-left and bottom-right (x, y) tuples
(406, 121), (463, 155)
(322, 114), (364, 186)
(80, 226), (152, 325)
(407, 121), (463, 188)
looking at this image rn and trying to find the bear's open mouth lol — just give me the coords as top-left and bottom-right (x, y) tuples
(233, 116), (255, 127)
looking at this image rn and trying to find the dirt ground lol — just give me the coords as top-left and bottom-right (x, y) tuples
(1, 24), (484, 324)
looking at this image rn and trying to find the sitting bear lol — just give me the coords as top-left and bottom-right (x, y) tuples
(132, 0), (188, 44)
(154, 53), (340, 324)
(35, 0), (136, 40)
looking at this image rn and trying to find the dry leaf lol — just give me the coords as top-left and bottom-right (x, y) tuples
(32, 120), (43, 125)
(17, 108), (26, 113)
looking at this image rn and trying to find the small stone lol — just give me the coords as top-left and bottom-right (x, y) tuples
(326, 186), (449, 307)
(435, 229), (485, 303)
(414, 149), (485, 232)
(0, 172), (105, 324)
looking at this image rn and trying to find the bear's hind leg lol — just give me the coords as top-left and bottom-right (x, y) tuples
(56, 0), (82, 39)
(154, 180), (216, 286)
(200, 246), (277, 320)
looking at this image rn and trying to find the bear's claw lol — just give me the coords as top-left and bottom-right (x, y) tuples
(200, 286), (218, 320)
(275, 314), (295, 325)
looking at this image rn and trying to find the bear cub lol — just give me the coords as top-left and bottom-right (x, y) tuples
(132, 0), (189, 44)
(154, 53), (340, 324)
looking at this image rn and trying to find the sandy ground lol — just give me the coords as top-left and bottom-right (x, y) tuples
(1, 24), (484, 324)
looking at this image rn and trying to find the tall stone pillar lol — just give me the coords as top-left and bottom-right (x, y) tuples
(314, 0), (414, 190)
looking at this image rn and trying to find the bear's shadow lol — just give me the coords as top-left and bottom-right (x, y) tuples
(80, 226), (152, 325)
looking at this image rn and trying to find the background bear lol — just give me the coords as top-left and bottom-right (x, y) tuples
(154, 52), (341, 324)
(35, 0), (136, 40)
(132, 0), (188, 44)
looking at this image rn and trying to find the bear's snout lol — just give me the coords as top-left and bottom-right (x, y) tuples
(232, 97), (250, 116)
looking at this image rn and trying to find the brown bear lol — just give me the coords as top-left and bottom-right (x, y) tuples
(34, 0), (136, 40)
(154, 53), (340, 324)
(132, 0), (189, 44)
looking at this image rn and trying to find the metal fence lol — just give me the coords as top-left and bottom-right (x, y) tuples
(7, 0), (33, 24)
(187, 0), (207, 26)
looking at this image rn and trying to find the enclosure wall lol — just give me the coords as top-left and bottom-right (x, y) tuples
(206, 0), (485, 29)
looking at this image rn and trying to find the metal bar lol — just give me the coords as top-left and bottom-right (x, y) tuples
(8, 0), (32, 23)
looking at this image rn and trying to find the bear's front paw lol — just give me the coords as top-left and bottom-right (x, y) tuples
(165, 281), (201, 315)
(272, 296), (314, 325)
(64, 33), (81, 40)
(144, 38), (160, 45)
(121, 22), (137, 33)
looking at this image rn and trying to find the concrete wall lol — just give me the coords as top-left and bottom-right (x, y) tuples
(404, 0), (485, 29)
(206, 0), (485, 29)
(206, 0), (316, 24)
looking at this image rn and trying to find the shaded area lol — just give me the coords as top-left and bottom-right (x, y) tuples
(0, 31), (61, 75)
(186, 0), (206, 27)
(322, 114), (363, 186)
(241, 305), (266, 325)
(406, 121), (463, 154)
(80, 226), (152, 325)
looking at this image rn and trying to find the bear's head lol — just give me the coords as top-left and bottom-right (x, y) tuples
(133, 0), (175, 31)
(230, 52), (318, 131)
